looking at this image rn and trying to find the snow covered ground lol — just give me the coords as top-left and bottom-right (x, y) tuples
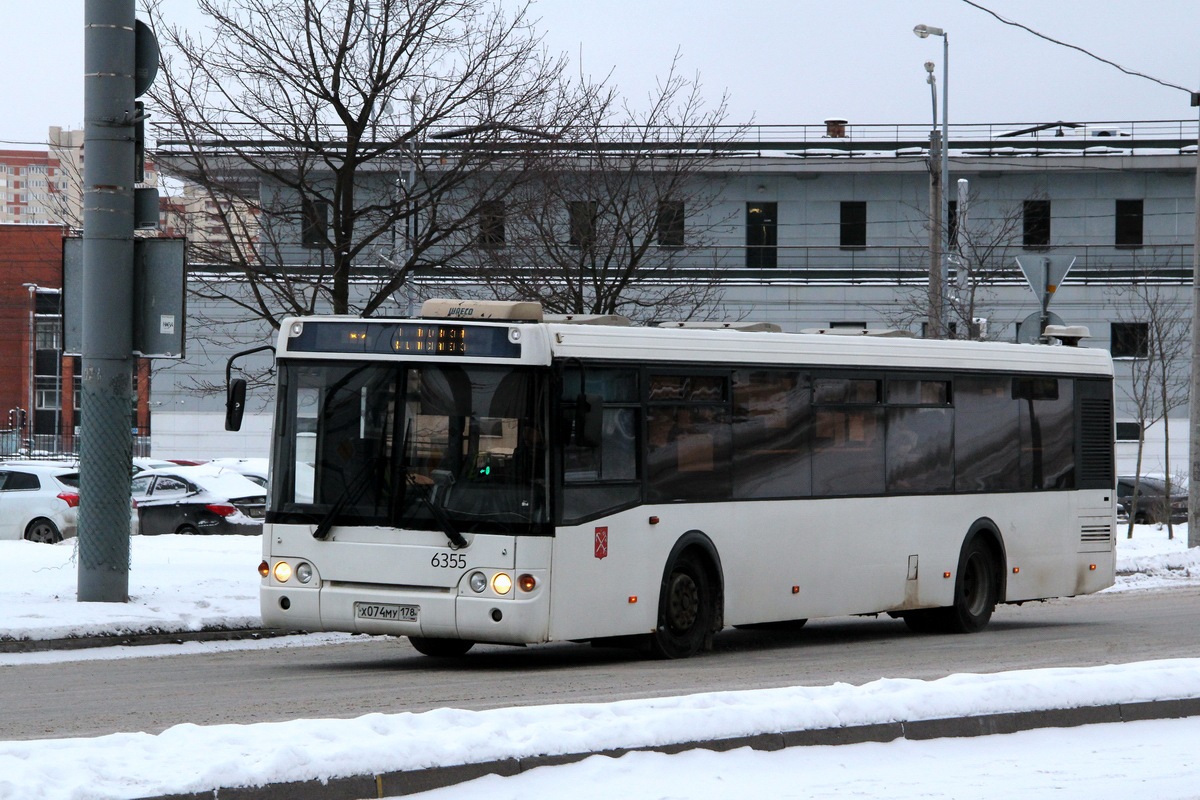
(1, 525), (1198, 800)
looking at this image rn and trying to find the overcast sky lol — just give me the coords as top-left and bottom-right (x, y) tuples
(3, 0), (1199, 146)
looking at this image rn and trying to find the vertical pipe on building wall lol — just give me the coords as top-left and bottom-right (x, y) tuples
(79, 0), (135, 602)
(22, 284), (36, 449)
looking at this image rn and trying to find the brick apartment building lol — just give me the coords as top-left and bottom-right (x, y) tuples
(0, 224), (151, 455)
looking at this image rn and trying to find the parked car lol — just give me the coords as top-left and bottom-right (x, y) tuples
(131, 466), (266, 535)
(1116, 475), (1188, 524)
(205, 457), (269, 488)
(132, 458), (176, 476)
(0, 464), (80, 543)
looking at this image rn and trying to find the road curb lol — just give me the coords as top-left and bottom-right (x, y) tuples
(142, 697), (1200, 800)
(0, 628), (293, 654)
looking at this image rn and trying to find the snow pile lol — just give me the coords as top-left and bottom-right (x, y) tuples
(1, 659), (1199, 800)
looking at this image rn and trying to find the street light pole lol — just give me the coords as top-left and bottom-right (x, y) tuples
(923, 61), (942, 338)
(915, 24), (950, 337)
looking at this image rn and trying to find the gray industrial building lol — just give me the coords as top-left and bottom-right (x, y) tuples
(148, 120), (1197, 477)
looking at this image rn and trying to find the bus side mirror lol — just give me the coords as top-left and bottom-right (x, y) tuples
(225, 379), (247, 432)
(575, 393), (603, 448)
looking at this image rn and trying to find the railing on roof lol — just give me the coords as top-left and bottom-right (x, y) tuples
(151, 119), (1200, 159)
(185, 244), (1195, 287)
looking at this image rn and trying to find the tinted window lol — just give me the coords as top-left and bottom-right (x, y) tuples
(647, 404), (732, 502)
(560, 367), (642, 525)
(646, 373), (731, 503)
(732, 370), (811, 499)
(812, 376), (884, 496)
(886, 407), (953, 493)
(955, 376), (1019, 492)
(0, 471), (39, 491)
(152, 476), (190, 496)
(1016, 377), (1074, 490)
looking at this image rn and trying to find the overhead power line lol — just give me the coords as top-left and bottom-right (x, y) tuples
(960, 0), (1194, 95)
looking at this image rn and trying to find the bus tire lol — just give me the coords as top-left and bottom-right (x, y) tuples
(408, 637), (474, 657)
(650, 551), (714, 659)
(904, 535), (999, 634)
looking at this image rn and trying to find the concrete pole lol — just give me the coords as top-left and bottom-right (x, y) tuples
(79, 0), (136, 602)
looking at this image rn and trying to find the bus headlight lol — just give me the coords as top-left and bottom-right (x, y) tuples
(469, 571), (488, 593)
(518, 574), (537, 592)
(273, 561), (292, 583)
(295, 562), (314, 584)
(491, 572), (513, 595)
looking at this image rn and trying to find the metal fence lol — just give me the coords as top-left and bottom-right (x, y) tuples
(0, 431), (152, 462)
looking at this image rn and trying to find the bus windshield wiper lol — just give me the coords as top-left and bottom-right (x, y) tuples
(406, 473), (469, 549)
(311, 463), (375, 541)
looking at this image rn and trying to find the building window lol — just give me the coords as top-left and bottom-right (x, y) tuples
(34, 377), (60, 411)
(1111, 322), (1149, 359)
(840, 201), (867, 250)
(745, 202), (777, 268)
(947, 199), (959, 249)
(35, 317), (61, 350)
(568, 200), (597, 249)
(301, 198), (329, 249)
(1115, 422), (1142, 442)
(478, 200), (505, 247)
(1115, 199), (1144, 248)
(656, 200), (685, 248)
(1023, 200), (1051, 249)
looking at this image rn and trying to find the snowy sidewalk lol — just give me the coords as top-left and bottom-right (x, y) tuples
(1, 529), (1199, 799)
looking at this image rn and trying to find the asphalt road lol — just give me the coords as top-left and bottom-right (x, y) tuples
(5, 586), (1200, 742)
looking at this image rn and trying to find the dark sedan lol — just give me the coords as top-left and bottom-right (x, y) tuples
(1116, 475), (1188, 525)
(131, 466), (266, 535)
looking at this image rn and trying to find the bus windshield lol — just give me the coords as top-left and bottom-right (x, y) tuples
(270, 360), (550, 536)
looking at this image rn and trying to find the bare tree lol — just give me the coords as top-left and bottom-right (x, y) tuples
(145, 0), (577, 328)
(881, 189), (1029, 339)
(440, 54), (742, 323)
(1109, 258), (1191, 539)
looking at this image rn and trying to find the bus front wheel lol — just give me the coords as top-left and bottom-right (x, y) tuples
(408, 636), (474, 657)
(650, 552), (714, 659)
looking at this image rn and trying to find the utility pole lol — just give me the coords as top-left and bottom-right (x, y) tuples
(78, 0), (157, 601)
(1188, 93), (1200, 550)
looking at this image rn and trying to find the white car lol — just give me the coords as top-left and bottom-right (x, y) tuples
(0, 464), (81, 543)
(204, 458), (269, 488)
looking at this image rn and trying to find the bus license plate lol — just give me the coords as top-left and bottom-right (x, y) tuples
(355, 603), (419, 622)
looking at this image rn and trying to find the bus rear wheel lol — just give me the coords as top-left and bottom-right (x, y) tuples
(408, 637), (474, 657)
(650, 552), (714, 659)
(903, 537), (999, 634)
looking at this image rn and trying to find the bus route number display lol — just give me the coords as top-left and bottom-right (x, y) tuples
(288, 320), (521, 358)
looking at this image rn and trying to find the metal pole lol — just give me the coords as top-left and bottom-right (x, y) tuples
(79, 0), (136, 602)
(940, 33), (951, 337)
(925, 61), (941, 339)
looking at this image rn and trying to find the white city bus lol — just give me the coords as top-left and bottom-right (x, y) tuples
(247, 300), (1115, 658)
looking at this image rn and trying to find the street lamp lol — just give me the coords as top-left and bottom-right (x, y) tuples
(915, 23), (950, 337)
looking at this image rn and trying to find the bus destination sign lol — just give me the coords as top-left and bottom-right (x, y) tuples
(288, 320), (521, 358)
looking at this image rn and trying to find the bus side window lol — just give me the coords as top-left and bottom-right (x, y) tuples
(645, 373), (732, 503)
(560, 367), (642, 525)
